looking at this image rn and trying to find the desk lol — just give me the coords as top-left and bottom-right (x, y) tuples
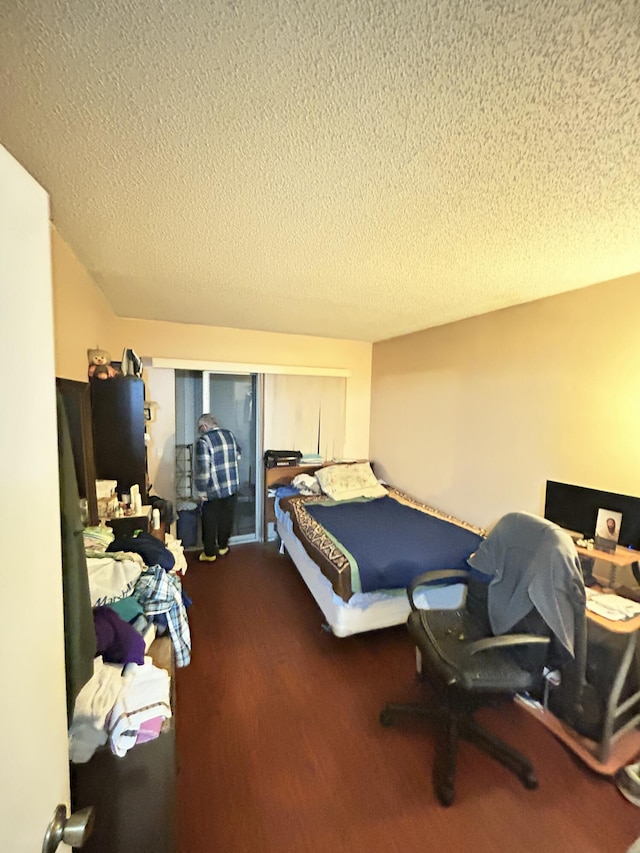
(518, 589), (640, 774)
(577, 543), (640, 588)
(577, 542), (640, 564)
(577, 543), (640, 764)
(587, 605), (640, 765)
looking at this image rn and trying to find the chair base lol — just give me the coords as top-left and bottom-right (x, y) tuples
(380, 700), (538, 806)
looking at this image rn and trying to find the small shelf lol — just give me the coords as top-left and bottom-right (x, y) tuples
(175, 444), (194, 499)
(576, 543), (640, 567)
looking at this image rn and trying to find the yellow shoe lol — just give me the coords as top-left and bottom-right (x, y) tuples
(199, 552), (217, 562)
(218, 546), (230, 557)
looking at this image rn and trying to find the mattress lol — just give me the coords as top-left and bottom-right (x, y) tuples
(277, 487), (485, 602)
(275, 489), (484, 637)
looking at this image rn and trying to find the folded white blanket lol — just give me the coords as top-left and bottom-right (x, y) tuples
(86, 556), (143, 606)
(68, 657), (124, 763)
(108, 657), (172, 757)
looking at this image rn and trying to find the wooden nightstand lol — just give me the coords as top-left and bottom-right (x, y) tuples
(263, 463), (326, 541)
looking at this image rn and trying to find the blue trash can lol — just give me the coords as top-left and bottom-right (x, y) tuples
(177, 502), (199, 548)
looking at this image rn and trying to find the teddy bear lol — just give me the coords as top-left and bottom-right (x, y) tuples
(87, 347), (120, 380)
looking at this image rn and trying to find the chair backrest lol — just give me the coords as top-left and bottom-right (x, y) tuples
(464, 571), (553, 673)
(467, 512), (587, 671)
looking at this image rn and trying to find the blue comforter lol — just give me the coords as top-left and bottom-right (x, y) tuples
(306, 496), (482, 593)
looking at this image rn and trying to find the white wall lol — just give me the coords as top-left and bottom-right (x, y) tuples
(144, 366), (176, 506)
(0, 145), (70, 850)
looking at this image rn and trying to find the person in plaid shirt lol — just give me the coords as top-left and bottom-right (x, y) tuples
(194, 413), (241, 562)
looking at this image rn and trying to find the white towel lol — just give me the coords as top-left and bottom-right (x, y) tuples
(68, 657), (124, 763)
(164, 532), (188, 574)
(107, 658), (172, 757)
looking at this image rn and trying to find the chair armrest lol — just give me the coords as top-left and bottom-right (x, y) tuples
(466, 635), (550, 656)
(408, 569), (470, 610)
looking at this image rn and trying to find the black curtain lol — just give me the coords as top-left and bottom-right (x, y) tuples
(57, 390), (96, 722)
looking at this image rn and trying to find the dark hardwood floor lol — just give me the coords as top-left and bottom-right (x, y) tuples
(176, 543), (639, 853)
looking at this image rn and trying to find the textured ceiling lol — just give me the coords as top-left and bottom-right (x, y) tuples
(1, 1), (639, 342)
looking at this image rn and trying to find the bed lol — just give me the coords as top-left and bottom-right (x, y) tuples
(273, 462), (485, 636)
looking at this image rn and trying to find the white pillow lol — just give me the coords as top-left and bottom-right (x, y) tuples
(291, 473), (321, 495)
(315, 462), (387, 502)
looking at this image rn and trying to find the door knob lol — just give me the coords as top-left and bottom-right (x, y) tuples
(42, 803), (95, 853)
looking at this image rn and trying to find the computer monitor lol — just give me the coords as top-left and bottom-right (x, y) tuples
(544, 480), (640, 552)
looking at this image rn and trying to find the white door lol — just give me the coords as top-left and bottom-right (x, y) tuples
(0, 145), (73, 850)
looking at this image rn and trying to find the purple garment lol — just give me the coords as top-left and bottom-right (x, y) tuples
(93, 606), (145, 666)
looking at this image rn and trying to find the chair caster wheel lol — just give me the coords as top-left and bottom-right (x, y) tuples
(379, 708), (394, 727)
(436, 784), (455, 806)
(522, 772), (538, 790)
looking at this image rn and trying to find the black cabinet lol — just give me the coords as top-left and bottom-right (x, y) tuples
(70, 639), (176, 853)
(71, 728), (176, 853)
(91, 376), (147, 501)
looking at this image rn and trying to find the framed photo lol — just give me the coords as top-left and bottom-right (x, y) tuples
(595, 508), (622, 553)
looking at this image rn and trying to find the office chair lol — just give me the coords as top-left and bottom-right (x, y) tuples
(380, 512), (587, 806)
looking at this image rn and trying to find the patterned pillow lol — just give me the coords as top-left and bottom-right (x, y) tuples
(315, 462), (387, 502)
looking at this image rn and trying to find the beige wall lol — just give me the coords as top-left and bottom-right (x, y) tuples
(51, 226), (115, 378)
(51, 228), (372, 461)
(111, 318), (371, 460)
(370, 273), (640, 530)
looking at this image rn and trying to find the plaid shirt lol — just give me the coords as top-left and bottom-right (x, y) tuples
(194, 428), (241, 499)
(134, 567), (191, 667)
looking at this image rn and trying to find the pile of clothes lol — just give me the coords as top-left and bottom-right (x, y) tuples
(84, 527), (191, 666)
(69, 655), (171, 762)
(69, 525), (192, 763)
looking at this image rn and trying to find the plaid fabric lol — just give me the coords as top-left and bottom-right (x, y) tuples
(194, 428), (241, 498)
(134, 567), (191, 667)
